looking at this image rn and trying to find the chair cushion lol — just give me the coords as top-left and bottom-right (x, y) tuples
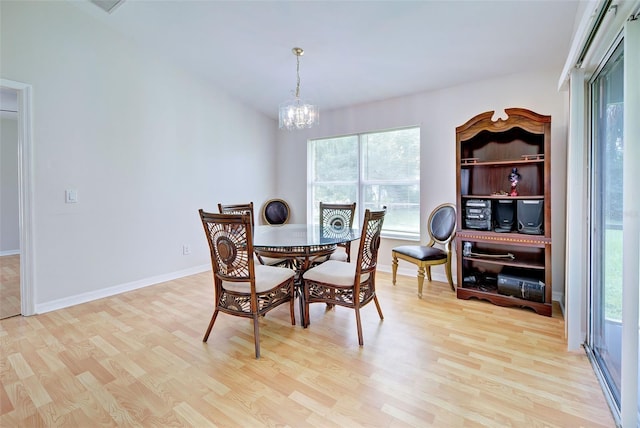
(393, 245), (446, 261)
(329, 250), (348, 262)
(222, 265), (295, 293)
(256, 254), (288, 266)
(302, 260), (369, 286)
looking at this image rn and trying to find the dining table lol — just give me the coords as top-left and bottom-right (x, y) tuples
(253, 223), (360, 326)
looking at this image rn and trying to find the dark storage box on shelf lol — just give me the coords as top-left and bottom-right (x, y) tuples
(455, 108), (552, 316)
(497, 274), (545, 303)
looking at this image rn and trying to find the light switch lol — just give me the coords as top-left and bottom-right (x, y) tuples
(65, 189), (78, 203)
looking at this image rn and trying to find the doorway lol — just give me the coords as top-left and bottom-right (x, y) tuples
(0, 87), (20, 318)
(0, 79), (34, 317)
(586, 39), (624, 410)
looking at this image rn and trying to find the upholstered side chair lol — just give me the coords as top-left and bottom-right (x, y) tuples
(391, 203), (457, 297)
(262, 198), (290, 225)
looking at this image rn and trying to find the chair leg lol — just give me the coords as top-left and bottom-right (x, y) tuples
(355, 307), (364, 346)
(202, 309), (219, 342)
(289, 295), (296, 326)
(446, 260), (455, 291)
(373, 295), (384, 320)
(253, 315), (261, 359)
(327, 289), (335, 309)
(303, 284), (311, 328)
(391, 254), (398, 285)
(425, 265), (432, 282)
(417, 266), (425, 298)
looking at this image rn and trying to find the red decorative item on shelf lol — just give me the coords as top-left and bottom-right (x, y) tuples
(509, 168), (521, 196)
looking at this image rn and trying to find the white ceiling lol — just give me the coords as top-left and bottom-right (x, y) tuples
(72, 0), (581, 120)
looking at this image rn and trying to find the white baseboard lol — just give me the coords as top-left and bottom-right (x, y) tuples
(35, 264), (211, 314)
(0, 249), (20, 256)
(32, 262), (564, 315)
(556, 298), (566, 317)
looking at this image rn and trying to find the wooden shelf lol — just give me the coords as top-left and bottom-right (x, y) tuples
(457, 229), (550, 247)
(460, 158), (544, 167)
(456, 287), (552, 316)
(461, 194), (544, 200)
(463, 255), (545, 270)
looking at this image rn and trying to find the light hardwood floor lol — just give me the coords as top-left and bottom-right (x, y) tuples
(0, 254), (20, 319)
(0, 271), (614, 427)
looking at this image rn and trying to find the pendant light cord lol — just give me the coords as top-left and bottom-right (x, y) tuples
(295, 54), (301, 99)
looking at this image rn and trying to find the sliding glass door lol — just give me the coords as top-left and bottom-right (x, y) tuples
(587, 40), (624, 411)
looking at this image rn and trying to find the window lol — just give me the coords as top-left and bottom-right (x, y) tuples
(308, 127), (420, 239)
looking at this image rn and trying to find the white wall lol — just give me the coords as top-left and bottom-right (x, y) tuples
(1, 117), (20, 253)
(1, 1), (277, 310)
(277, 69), (569, 302)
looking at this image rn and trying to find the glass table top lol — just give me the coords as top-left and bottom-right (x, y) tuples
(253, 224), (359, 248)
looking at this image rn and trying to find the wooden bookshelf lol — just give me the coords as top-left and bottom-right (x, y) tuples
(455, 108), (552, 316)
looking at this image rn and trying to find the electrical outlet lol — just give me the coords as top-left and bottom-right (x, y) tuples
(182, 244), (191, 255)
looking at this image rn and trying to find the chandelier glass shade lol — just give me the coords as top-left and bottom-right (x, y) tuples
(279, 47), (319, 130)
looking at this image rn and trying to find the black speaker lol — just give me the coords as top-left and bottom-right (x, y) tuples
(517, 199), (543, 235)
(494, 199), (515, 232)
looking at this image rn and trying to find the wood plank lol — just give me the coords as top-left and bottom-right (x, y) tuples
(0, 255), (20, 320)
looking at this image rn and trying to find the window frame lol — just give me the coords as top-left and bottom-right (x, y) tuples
(307, 126), (420, 240)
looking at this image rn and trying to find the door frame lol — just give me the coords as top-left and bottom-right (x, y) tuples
(1, 78), (35, 316)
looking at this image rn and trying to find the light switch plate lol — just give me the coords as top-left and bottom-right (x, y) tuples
(65, 189), (78, 203)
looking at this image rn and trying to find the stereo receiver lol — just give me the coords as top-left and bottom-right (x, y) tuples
(464, 199), (491, 230)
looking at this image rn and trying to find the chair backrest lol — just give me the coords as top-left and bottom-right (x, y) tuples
(355, 209), (386, 275)
(218, 202), (254, 227)
(428, 203), (457, 245)
(199, 210), (255, 285)
(262, 198), (290, 225)
(320, 202), (356, 235)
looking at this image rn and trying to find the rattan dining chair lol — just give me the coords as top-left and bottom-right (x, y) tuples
(218, 202), (256, 224)
(391, 203), (457, 297)
(302, 209), (386, 345)
(218, 202), (288, 267)
(199, 210), (296, 358)
(320, 202), (357, 262)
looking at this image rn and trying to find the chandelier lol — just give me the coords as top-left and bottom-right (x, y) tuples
(279, 47), (319, 130)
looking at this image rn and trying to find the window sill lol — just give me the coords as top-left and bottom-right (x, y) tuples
(381, 231), (420, 241)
